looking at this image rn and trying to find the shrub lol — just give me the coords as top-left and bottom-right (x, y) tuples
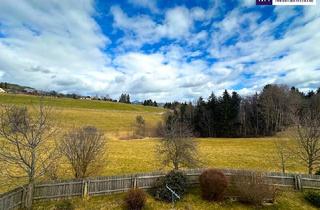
(199, 169), (228, 201)
(124, 188), (146, 210)
(230, 172), (277, 206)
(54, 200), (74, 210)
(315, 169), (320, 175)
(150, 170), (187, 202)
(304, 190), (320, 207)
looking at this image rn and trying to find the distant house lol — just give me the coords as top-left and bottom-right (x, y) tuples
(0, 88), (6, 93)
(24, 88), (36, 93)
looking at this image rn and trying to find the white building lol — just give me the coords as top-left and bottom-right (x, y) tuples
(0, 88), (6, 93)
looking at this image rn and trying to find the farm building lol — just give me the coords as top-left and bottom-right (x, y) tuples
(0, 87), (6, 93)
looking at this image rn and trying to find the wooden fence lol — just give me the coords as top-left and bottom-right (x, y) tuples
(1, 168), (320, 210)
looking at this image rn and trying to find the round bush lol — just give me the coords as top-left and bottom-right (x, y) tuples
(54, 200), (74, 210)
(124, 188), (146, 210)
(150, 170), (187, 202)
(199, 169), (228, 201)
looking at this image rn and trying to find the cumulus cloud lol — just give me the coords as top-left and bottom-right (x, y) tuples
(110, 5), (205, 48)
(0, 0), (118, 95)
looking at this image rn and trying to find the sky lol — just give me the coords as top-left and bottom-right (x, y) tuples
(0, 0), (319, 102)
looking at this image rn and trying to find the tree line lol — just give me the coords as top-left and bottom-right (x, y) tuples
(164, 84), (320, 138)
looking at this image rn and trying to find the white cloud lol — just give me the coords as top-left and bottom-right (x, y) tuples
(0, 0), (119, 96)
(208, 5), (320, 94)
(110, 5), (205, 48)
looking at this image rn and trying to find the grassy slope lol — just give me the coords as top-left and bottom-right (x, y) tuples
(0, 93), (163, 112)
(0, 94), (164, 132)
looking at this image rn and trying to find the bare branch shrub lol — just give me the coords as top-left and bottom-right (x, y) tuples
(230, 172), (277, 206)
(124, 188), (146, 210)
(59, 126), (106, 178)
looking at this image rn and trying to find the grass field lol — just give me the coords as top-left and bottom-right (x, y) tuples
(0, 94), (164, 133)
(0, 93), (314, 209)
(0, 94), (163, 112)
(55, 137), (303, 179)
(0, 94), (307, 185)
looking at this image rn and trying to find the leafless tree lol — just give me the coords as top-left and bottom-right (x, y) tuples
(134, 115), (146, 138)
(156, 118), (199, 170)
(272, 137), (292, 174)
(294, 109), (320, 174)
(0, 103), (58, 209)
(59, 126), (106, 178)
(259, 85), (290, 135)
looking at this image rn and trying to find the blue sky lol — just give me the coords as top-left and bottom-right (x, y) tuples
(0, 0), (319, 102)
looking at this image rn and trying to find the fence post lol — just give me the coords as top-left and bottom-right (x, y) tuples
(132, 175), (137, 189)
(83, 180), (89, 199)
(294, 175), (302, 191)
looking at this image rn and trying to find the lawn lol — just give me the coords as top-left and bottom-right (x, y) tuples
(33, 189), (317, 210)
(55, 137), (303, 179)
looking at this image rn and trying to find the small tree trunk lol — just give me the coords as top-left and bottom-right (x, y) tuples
(25, 182), (34, 210)
(173, 162), (179, 171)
(308, 165), (313, 175)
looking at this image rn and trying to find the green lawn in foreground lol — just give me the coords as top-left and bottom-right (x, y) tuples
(33, 189), (317, 210)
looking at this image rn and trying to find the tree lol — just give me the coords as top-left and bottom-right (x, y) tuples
(119, 93), (131, 104)
(143, 99), (158, 107)
(134, 115), (146, 137)
(126, 94), (131, 104)
(272, 137), (291, 174)
(156, 116), (199, 170)
(259, 85), (290, 136)
(0, 103), (58, 209)
(294, 109), (320, 174)
(59, 126), (106, 178)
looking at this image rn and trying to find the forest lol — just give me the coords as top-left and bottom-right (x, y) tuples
(163, 84), (320, 137)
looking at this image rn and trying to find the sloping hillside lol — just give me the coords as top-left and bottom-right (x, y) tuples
(0, 94), (164, 132)
(0, 94), (163, 112)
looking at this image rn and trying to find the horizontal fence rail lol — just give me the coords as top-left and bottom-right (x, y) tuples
(1, 168), (320, 210)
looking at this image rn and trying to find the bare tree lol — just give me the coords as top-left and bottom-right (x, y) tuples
(259, 85), (290, 136)
(156, 117), (199, 170)
(294, 110), (320, 174)
(0, 103), (58, 209)
(272, 137), (292, 174)
(134, 115), (146, 138)
(59, 126), (106, 178)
